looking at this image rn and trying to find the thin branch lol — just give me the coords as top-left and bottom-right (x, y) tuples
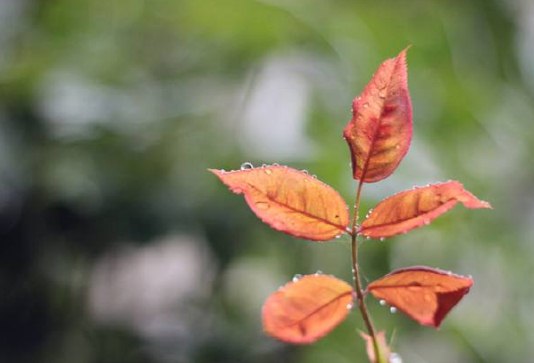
(351, 180), (382, 362)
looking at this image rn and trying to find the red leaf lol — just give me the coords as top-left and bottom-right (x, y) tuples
(367, 266), (473, 328)
(343, 48), (413, 183)
(209, 166), (350, 241)
(262, 274), (354, 344)
(360, 331), (391, 363)
(359, 181), (492, 239)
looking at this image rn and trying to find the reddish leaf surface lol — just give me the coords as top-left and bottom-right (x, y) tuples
(367, 266), (473, 328)
(343, 48), (412, 183)
(359, 181), (492, 239)
(360, 331), (391, 363)
(263, 274), (354, 344)
(209, 166), (349, 241)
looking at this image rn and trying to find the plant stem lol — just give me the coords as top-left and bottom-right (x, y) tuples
(351, 180), (382, 362)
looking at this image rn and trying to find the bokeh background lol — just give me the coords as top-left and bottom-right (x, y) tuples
(0, 0), (533, 362)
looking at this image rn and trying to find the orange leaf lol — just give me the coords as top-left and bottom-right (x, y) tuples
(367, 266), (473, 328)
(209, 166), (350, 241)
(360, 331), (391, 363)
(262, 274), (354, 344)
(343, 48), (412, 183)
(359, 181), (492, 239)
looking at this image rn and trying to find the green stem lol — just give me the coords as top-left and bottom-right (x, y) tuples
(351, 180), (382, 362)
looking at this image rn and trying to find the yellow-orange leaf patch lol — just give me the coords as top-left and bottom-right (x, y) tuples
(209, 166), (350, 241)
(367, 266), (473, 328)
(359, 181), (492, 239)
(262, 274), (354, 344)
(343, 48), (412, 183)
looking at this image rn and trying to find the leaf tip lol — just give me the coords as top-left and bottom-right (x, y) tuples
(480, 200), (493, 209)
(207, 167), (218, 174)
(400, 44), (412, 56)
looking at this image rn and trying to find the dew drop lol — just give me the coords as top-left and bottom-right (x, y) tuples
(272, 163), (279, 166)
(389, 352), (403, 363)
(292, 274), (303, 282)
(301, 169), (309, 175)
(390, 306), (397, 314)
(261, 163), (267, 168)
(379, 299), (386, 306)
(379, 237), (385, 242)
(346, 303), (353, 310)
(447, 271), (452, 276)
(240, 162), (254, 170)
(315, 270), (323, 275)
(220, 169), (226, 172)
(311, 174), (317, 179)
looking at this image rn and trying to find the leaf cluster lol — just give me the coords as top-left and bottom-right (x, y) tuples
(210, 49), (491, 362)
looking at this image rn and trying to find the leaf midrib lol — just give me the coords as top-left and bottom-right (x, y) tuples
(247, 182), (348, 233)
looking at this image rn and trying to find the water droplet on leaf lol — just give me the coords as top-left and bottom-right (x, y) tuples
(240, 162), (254, 170)
(292, 274), (303, 282)
(379, 299), (386, 306)
(390, 306), (397, 314)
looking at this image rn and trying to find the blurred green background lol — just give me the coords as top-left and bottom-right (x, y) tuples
(0, 0), (532, 362)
